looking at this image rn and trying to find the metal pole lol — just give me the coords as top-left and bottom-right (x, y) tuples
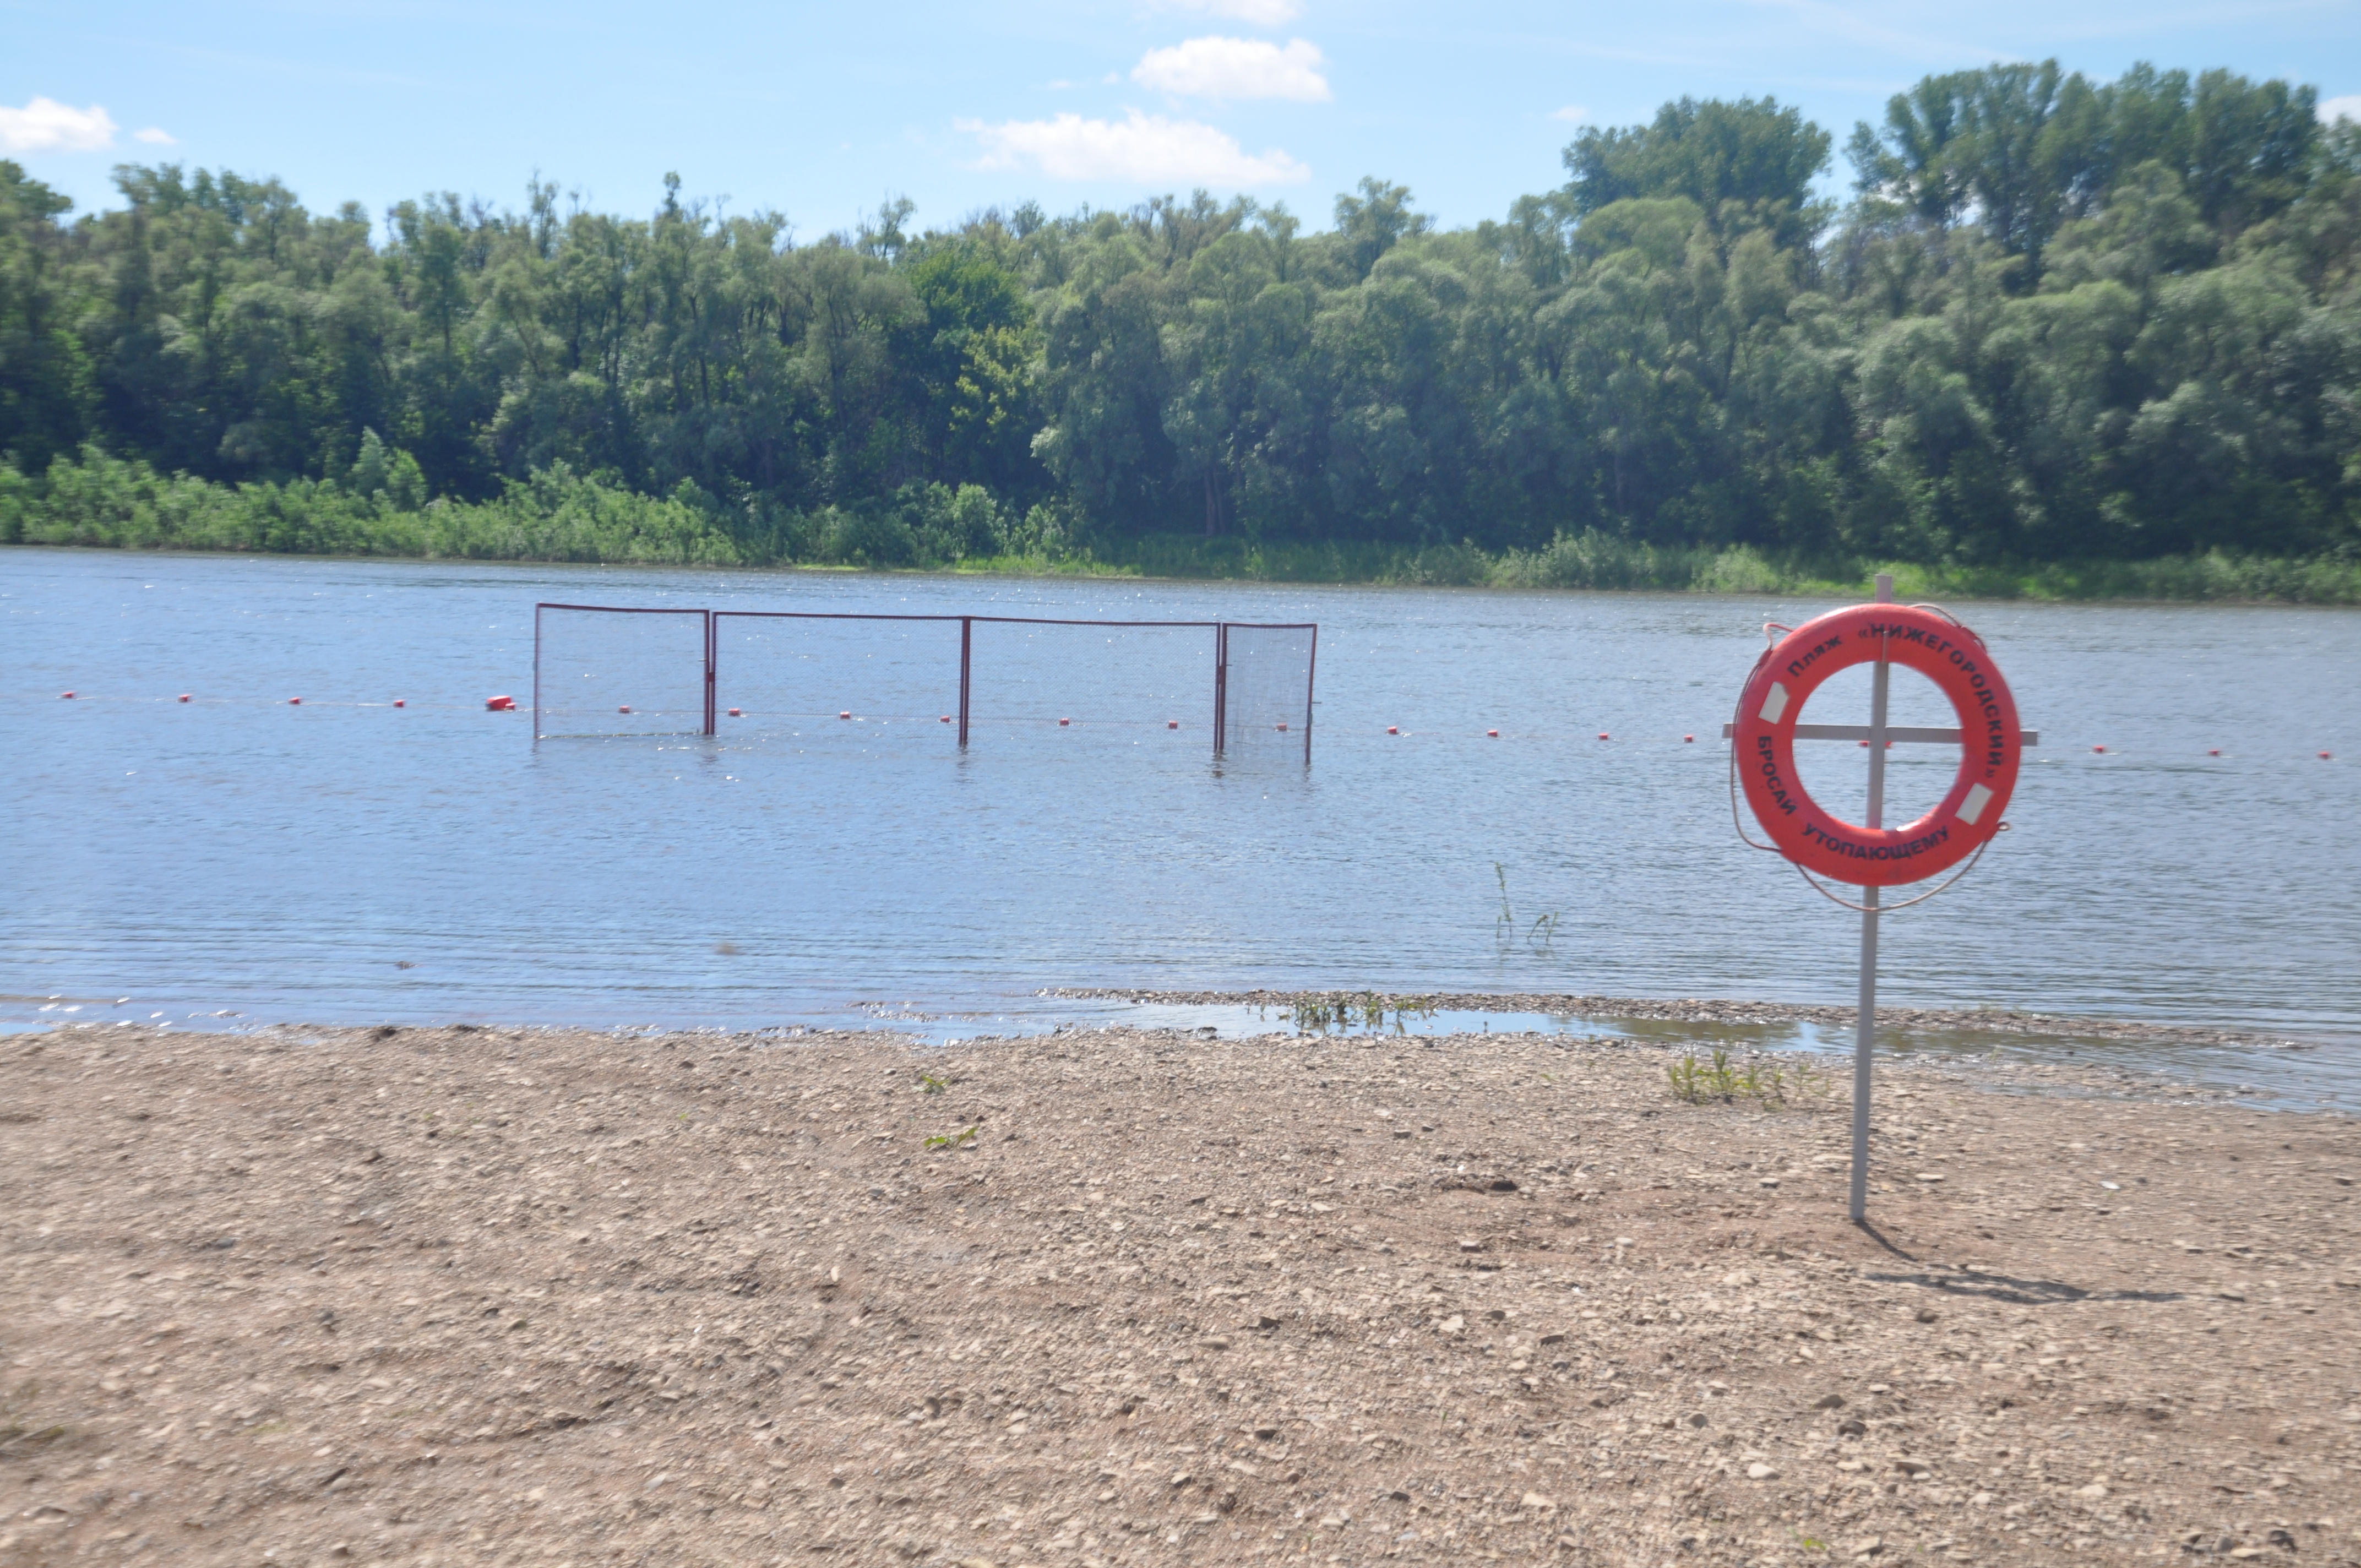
(1849, 573), (1894, 1223)
(958, 617), (971, 748)
(704, 610), (716, 736)
(1302, 623), (1318, 766)
(1214, 623), (1227, 756)
(532, 604), (542, 740)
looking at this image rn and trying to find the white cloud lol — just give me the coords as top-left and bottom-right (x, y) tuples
(1133, 36), (1330, 101)
(1160, 0), (1302, 25)
(959, 109), (1309, 186)
(0, 96), (119, 154)
(1549, 105), (1589, 122)
(134, 126), (178, 145)
(2321, 94), (2361, 126)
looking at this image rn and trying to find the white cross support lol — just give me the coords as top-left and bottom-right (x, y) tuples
(1723, 576), (2038, 1223)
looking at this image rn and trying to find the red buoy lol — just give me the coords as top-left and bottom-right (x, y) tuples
(728, 707), (742, 718)
(839, 711), (851, 720)
(1487, 728), (1499, 738)
(1598, 732), (1610, 741)
(940, 715), (952, 723)
(619, 705), (632, 714)
(59, 691), (74, 699)
(1059, 717), (1071, 726)
(394, 699), (405, 708)
(2092, 744), (2106, 754)
(1387, 726), (1399, 735)
(2208, 748), (2219, 756)
(178, 694), (191, 703)
(1684, 733), (1695, 743)
(1167, 720), (1178, 729)
(486, 695), (515, 711)
(1276, 721), (1287, 732)
(289, 697), (302, 705)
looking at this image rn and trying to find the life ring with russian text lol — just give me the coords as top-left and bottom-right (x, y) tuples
(1735, 603), (2022, 887)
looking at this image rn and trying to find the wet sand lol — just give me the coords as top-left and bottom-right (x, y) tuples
(3, 1022), (2356, 1566)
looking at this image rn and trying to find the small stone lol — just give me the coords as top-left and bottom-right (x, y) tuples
(2076, 1482), (2108, 1500)
(1747, 1462), (1780, 1480)
(1894, 1458), (1930, 1477)
(1914, 1306), (1939, 1323)
(1457, 1237), (1485, 1253)
(1812, 1393), (1846, 1410)
(1759, 1177), (1779, 1188)
(1914, 1172), (1945, 1183)
(1198, 1336), (1232, 1351)
(1438, 1314), (1466, 1335)
(1169, 1471), (1192, 1487)
(1521, 1491), (1557, 1513)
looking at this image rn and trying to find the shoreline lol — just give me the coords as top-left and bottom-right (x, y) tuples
(10, 538), (2361, 608)
(1051, 988), (2344, 1054)
(5, 1021), (2356, 1565)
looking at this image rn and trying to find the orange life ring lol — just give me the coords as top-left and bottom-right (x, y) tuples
(1735, 603), (2022, 886)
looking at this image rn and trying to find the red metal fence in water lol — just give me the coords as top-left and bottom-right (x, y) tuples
(533, 604), (1317, 761)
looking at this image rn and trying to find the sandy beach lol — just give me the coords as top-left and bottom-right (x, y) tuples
(3, 1019), (2355, 1566)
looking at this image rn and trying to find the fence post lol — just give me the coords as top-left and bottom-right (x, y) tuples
(703, 611), (717, 736)
(1214, 623), (1227, 755)
(958, 617), (971, 748)
(1303, 623), (1318, 765)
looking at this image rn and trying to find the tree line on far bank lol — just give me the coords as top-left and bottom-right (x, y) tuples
(3, 58), (2357, 589)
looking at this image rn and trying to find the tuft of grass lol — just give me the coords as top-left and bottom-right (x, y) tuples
(1667, 1048), (1827, 1109)
(924, 1125), (980, 1151)
(917, 1072), (948, 1095)
(1493, 864), (1560, 949)
(1286, 992), (1439, 1035)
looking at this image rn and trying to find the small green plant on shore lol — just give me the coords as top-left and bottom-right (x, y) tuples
(1667, 1049), (1808, 1109)
(1286, 992), (1438, 1034)
(917, 1072), (948, 1094)
(924, 1125), (979, 1150)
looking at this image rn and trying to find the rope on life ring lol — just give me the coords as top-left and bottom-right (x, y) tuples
(1732, 603), (2024, 889)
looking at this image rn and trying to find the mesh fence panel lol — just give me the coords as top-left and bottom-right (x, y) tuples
(1220, 623), (1317, 762)
(966, 620), (1216, 751)
(534, 606), (709, 736)
(535, 605), (1316, 759)
(714, 614), (962, 745)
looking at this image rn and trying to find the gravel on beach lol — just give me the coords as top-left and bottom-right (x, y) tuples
(3, 1021), (2357, 1567)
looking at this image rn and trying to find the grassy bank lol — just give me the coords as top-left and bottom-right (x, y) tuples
(7, 447), (2358, 605)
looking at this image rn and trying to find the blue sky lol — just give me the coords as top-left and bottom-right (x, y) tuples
(6, 0), (2357, 238)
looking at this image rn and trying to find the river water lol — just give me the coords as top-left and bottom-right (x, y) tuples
(4, 548), (2355, 1088)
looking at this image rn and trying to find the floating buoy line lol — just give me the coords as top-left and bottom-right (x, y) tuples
(26, 688), (2342, 759)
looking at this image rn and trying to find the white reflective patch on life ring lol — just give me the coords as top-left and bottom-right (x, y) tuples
(1957, 782), (1994, 826)
(1759, 682), (1789, 725)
